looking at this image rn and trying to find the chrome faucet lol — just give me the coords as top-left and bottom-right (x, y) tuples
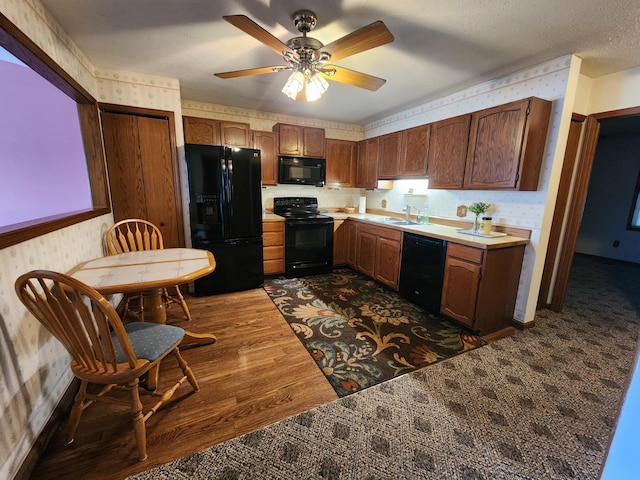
(404, 205), (419, 222)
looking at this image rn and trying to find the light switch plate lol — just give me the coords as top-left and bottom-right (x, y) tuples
(457, 205), (467, 217)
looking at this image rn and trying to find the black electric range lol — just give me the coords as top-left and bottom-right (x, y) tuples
(273, 197), (334, 277)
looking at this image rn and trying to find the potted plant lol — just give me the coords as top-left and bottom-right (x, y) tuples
(468, 202), (491, 232)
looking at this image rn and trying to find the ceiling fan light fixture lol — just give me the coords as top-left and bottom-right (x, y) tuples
(306, 72), (329, 101)
(282, 70), (305, 100)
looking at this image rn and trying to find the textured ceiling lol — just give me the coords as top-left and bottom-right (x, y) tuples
(39, 0), (640, 124)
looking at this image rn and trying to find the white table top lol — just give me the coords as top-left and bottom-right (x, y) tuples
(68, 248), (216, 295)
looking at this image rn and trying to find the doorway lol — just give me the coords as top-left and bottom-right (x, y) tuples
(100, 105), (185, 248)
(539, 107), (640, 311)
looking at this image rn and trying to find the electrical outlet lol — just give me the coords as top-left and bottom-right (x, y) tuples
(613, 240), (620, 247)
(457, 205), (467, 217)
(381, 199), (387, 208)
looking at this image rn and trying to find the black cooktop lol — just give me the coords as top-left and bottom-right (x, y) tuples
(273, 197), (333, 220)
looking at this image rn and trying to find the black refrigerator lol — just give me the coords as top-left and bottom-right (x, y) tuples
(185, 144), (264, 296)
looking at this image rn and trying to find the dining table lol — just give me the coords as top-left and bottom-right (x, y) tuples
(67, 247), (217, 345)
(67, 248), (217, 390)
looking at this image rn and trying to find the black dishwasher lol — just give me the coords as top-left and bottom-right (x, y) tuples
(399, 232), (447, 314)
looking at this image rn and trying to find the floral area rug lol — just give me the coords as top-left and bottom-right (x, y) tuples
(263, 268), (485, 397)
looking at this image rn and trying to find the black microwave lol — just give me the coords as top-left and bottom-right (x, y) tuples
(278, 156), (326, 186)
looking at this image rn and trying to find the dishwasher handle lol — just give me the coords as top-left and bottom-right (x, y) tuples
(405, 234), (446, 248)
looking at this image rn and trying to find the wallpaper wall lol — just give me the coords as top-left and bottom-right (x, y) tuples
(0, 2), (106, 479)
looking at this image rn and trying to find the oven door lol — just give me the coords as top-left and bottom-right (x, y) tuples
(285, 219), (333, 277)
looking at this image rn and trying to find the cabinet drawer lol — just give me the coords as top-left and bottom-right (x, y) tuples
(263, 231), (284, 246)
(263, 221), (285, 232)
(357, 223), (403, 242)
(447, 243), (484, 264)
(264, 259), (285, 275)
(263, 245), (284, 261)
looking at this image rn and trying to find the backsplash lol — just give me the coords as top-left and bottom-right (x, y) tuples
(261, 185), (362, 212)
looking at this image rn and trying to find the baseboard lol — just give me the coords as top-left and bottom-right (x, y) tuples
(482, 326), (518, 343)
(14, 378), (79, 480)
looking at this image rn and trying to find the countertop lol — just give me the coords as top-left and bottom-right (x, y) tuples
(264, 212), (529, 249)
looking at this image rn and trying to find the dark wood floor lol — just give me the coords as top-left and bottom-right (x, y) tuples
(30, 287), (338, 479)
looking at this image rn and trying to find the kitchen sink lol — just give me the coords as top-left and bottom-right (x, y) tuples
(382, 218), (419, 225)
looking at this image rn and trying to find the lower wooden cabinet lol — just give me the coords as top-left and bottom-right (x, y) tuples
(441, 242), (525, 334)
(346, 220), (358, 267)
(355, 223), (402, 289)
(333, 220), (349, 266)
(262, 221), (285, 275)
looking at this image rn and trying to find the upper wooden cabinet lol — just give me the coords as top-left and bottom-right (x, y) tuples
(183, 116), (220, 145)
(427, 114), (471, 189)
(183, 116), (251, 147)
(325, 139), (356, 187)
(272, 123), (325, 157)
(220, 121), (251, 147)
(252, 130), (277, 186)
(377, 131), (403, 178)
(399, 124), (430, 176)
(356, 137), (379, 188)
(377, 125), (430, 179)
(464, 97), (552, 190)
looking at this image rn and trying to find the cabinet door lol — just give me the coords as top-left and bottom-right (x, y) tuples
(346, 220), (358, 267)
(275, 124), (302, 155)
(326, 139), (356, 187)
(374, 236), (402, 289)
(333, 220), (348, 265)
(399, 124), (430, 176)
(183, 116), (220, 145)
(253, 130), (277, 186)
(356, 229), (377, 277)
(464, 99), (529, 189)
(440, 256), (481, 327)
(427, 114), (471, 189)
(220, 121), (251, 147)
(377, 132), (402, 178)
(303, 127), (326, 157)
(355, 137), (379, 188)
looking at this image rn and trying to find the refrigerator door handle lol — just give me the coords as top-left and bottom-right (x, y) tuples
(226, 157), (233, 218)
(227, 158), (233, 201)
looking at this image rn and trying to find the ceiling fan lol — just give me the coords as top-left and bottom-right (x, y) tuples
(214, 10), (394, 101)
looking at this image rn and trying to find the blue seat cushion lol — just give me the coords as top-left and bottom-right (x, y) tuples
(112, 322), (185, 363)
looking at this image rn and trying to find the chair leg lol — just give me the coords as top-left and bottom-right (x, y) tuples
(174, 286), (192, 321)
(66, 380), (88, 445)
(173, 348), (199, 391)
(127, 378), (147, 461)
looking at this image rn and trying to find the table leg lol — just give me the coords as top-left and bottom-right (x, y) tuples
(144, 288), (217, 349)
(144, 288), (166, 324)
(180, 331), (217, 348)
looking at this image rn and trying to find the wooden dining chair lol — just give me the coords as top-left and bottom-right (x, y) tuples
(15, 270), (200, 461)
(105, 219), (192, 322)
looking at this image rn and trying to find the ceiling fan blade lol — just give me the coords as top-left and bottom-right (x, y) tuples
(323, 66), (387, 91)
(322, 21), (394, 63)
(215, 66), (289, 79)
(223, 15), (296, 57)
